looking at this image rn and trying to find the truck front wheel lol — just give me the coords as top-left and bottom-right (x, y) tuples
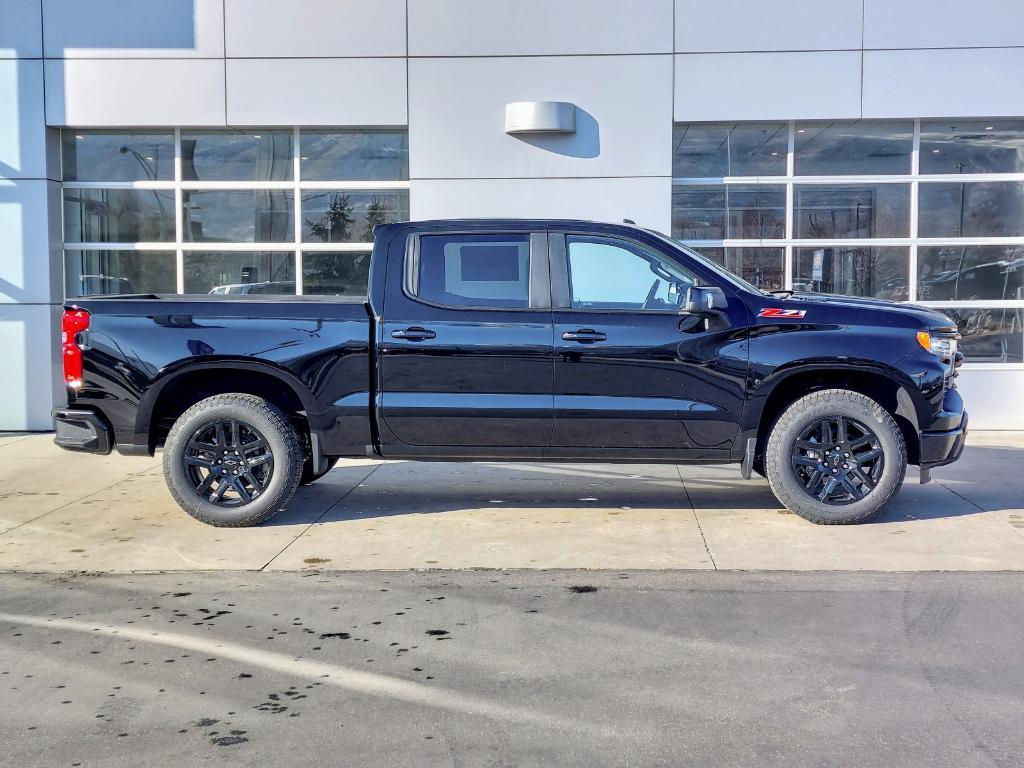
(163, 394), (303, 527)
(765, 389), (907, 524)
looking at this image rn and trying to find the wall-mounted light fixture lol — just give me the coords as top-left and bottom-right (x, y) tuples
(504, 101), (576, 135)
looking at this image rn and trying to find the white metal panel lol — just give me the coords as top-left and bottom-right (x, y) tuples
(226, 58), (407, 126)
(675, 0), (862, 52)
(0, 180), (61, 304)
(0, 302), (62, 430)
(0, 60), (47, 180)
(224, 0), (406, 58)
(44, 59), (226, 126)
(956, 369), (1024, 430)
(42, 0), (224, 58)
(409, 0), (673, 56)
(0, 0), (42, 58)
(675, 52), (862, 121)
(864, 0), (1024, 49)
(410, 177), (672, 234)
(863, 48), (1024, 119)
(409, 55), (672, 179)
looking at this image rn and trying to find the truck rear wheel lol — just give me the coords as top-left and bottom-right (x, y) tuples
(163, 394), (303, 527)
(765, 389), (907, 524)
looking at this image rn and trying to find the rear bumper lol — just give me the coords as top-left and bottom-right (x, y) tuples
(919, 411), (968, 470)
(52, 408), (112, 455)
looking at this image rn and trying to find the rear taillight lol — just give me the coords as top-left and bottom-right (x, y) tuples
(62, 309), (90, 388)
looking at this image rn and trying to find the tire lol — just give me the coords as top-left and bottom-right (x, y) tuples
(163, 394), (303, 527)
(300, 456), (339, 485)
(765, 389), (907, 525)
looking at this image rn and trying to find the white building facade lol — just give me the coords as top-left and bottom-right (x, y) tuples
(2, 0), (1022, 430)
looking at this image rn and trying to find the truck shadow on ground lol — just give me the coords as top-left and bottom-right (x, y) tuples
(265, 444), (1016, 527)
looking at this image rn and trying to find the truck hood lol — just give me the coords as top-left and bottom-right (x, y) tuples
(786, 292), (957, 329)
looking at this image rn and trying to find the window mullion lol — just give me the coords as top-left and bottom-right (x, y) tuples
(784, 121), (795, 290)
(174, 128), (184, 294)
(293, 127), (303, 296)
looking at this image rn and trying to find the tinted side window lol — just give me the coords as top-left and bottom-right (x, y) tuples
(567, 236), (696, 311)
(415, 234), (531, 308)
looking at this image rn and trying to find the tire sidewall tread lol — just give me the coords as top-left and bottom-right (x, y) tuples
(765, 388), (907, 525)
(162, 393), (303, 527)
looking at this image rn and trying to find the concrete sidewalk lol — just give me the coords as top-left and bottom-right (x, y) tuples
(0, 432), (1020, 572)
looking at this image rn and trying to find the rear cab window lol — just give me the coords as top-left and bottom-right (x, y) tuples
(408, 233), (542, 309)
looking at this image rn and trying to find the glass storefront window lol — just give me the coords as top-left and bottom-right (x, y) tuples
(301, 252), (371, 297)
(918, 182), (1024, 238)
(667, 120), (1024, 367)
(699, 247), (785, 291)
(301, 190), (409, 243)
(920, 120), (1024, 174)
(671, 185), (785, 240)
(184, 252), (296, 295)
(62, 129), (409, 300)
(672, 123), (787, 177)
(64, 250), (177, 296)
(300, 130), (409, 181)
(794, 184), (910, 239)
(918, 246), (1024, 301)
(181, 130), (293, 181)
(794, 121), (913, 175)
(63, 189), (175, 242)
(183, 190), (295, 243)
(794, 247), (909, 300)
(937, 307), (1023, 363)
(672, 187), (727, 240)
(62, 131), (174, 182)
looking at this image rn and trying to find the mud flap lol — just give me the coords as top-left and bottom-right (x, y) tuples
(740, 437), (756, 480)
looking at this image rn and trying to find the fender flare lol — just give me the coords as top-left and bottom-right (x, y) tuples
(741, 359), (921, 437)
(134, 358), (319, 446)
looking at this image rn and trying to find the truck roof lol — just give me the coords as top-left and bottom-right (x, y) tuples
(380, 218), (650, 231)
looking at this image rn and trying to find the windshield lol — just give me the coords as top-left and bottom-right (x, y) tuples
(645, 230), (771, 296)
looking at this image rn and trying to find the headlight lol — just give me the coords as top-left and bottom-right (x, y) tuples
(916, 330), (958, 359)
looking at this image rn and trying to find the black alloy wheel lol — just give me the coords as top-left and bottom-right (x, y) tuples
(183, 418), (274, 507)
(790, 416), (884, 505)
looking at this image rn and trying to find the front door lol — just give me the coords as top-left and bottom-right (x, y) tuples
(549, 231), (749, 455)
(378, 229), (554, 451)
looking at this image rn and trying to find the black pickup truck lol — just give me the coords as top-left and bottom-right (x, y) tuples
(53, 219), (968, 527)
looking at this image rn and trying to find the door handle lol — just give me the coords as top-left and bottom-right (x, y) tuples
(391, 327), (436, 341)
(561, 329), (607, 343)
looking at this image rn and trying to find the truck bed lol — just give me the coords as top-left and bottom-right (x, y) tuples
(65, 295), (374, 457)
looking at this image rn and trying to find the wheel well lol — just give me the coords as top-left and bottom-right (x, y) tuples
(148, 368), (308, 452)
(754, 370), (920, 469)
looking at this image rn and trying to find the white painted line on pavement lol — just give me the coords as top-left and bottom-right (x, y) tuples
(0, 611), (598, 735)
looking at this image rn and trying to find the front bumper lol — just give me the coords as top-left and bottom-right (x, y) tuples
(52, 408), (112, 455)
(919, 411), (968, 470)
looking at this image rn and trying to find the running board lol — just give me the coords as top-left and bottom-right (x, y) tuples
(740, 437), (756, 480)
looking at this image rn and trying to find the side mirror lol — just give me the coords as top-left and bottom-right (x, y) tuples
(682, 286), (728, 316)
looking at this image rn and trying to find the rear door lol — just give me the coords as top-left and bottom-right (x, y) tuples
(378, 229), (554, 450)
(549, 230), (749, 455)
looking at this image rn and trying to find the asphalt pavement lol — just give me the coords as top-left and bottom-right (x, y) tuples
(2, 570), (1022, 767)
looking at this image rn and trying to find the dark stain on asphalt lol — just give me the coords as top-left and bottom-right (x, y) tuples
(568, 585), (599, 593)
(211, 732), (248, 746)
(319, 632), (351, 639)
(171, 592), (191, 598)
(303, 557), (331, 565)
(425, 629), (449, 637)
(194, 718), (219, 727)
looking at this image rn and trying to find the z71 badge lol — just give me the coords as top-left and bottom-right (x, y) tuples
(758, 307), (807, 319)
